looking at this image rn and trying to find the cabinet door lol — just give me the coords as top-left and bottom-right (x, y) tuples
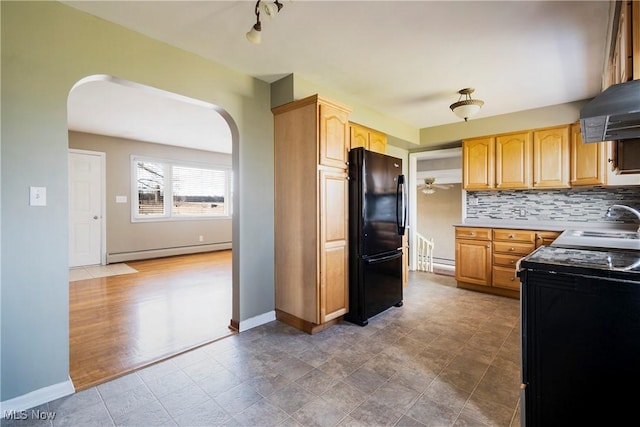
(368, 129), (387, 154)
(613, 140), (640, 174)
(570, 123), (606, 186)
(533, 127), (569, 188)
(319, 103), (349, 169)
(605, 141), (640, 185)
(463, 137), (495, 190)
(496, 132), (531, 189)
(319, 169), (349, 323)
(455, 238), (492, 286)
(349, 123), (368, 150)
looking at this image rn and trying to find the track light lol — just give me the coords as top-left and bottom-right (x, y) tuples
(246, 1), (284, 44)
(262, 0), (283, 19)
(450, 88), (484, 122)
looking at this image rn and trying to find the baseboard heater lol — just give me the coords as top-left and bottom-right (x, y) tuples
(107, 242), (232, 264)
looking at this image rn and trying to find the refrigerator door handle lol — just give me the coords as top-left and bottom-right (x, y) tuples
(363, 250), (403, 264)
(396, 174), (407, 236)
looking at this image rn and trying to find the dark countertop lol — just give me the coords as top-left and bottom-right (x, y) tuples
(519, 246), (640, 281)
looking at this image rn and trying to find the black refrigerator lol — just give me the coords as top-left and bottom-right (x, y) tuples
(345, 147), (406, 326)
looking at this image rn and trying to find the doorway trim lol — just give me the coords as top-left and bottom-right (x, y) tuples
(408, 147), (465, 270)
(68, 148), (107, 266)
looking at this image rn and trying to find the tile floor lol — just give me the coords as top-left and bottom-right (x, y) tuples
(4, 272), (522, 427)
(69, 264), (138, 282)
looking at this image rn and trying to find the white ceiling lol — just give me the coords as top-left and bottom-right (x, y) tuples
(64, 0), (612, 151)
(68, 76), (233, 153)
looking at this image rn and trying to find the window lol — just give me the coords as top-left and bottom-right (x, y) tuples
(132, 157), (231, 221)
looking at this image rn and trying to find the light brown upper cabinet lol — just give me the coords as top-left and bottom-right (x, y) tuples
(606, 0), (639, 87)
(570, 122), (607, 186)
(495, 132), (532, 189)
(272, 94), (351, 334)
(463, 125), (570, 190)
(463, 136), (495, 190)
(320, 104), (351, 168)
(533, 126), (570, 189)
(349, 122), (387, 154)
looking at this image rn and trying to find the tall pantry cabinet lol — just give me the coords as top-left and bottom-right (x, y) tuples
(272, 95), (352, 334)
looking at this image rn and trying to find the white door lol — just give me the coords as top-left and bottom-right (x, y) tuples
(69, 150), (104, 267)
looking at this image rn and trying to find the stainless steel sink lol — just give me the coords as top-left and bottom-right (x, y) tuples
(568, 230), (640, 240)
(552, 229), (640, 251)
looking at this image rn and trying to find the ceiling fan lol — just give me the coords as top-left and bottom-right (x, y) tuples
(418, 177), (453, 195)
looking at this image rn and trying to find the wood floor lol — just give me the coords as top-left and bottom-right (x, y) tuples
(69, 250), (234, 391)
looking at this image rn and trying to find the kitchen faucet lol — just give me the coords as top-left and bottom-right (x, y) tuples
(606, 204), (640, 232)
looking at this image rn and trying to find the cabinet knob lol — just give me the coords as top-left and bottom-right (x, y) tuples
(469, 232), (475, 236)
(509, 234), (514, 238)
(510, 260), (515, 264)
(509, 247), (515, 251)
(510, 277), (515, 281)
(486, 245), (490, 248)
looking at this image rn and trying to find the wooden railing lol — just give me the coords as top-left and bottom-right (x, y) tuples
(416, 233), (434, 273)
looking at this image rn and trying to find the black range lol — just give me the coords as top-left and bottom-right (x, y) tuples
(518, 245), (640, 426)
(519, 245), (640, 281)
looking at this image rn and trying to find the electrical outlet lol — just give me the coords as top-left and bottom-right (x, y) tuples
(199, 235), (204, 242)
(469, 198), (479, 206)
(519, 208), (526, 217)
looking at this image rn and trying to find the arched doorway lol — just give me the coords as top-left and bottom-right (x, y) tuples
(67, 75), (238, 389)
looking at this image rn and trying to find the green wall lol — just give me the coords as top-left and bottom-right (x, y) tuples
(419, 100), (590, 147)
(1, 1), (274, 401)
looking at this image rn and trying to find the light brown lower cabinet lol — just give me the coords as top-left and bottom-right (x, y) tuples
(492, 230), (536, 292)
(455, 227), (560, 298)
(455, 227), (492, 287)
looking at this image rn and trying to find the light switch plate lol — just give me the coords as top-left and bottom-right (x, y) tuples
(116, 195), (128, 203)
(30, 186), (47, 206)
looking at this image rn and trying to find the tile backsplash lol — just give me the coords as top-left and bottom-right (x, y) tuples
(466, 187), (640, 224)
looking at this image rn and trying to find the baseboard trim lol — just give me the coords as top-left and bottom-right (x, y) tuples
(457, 281), (519, 299)
(107, 243), (232, 264)
(0, 377), (75, 418)
(231, 311), (276, 332)
(275, 309), (342, 335)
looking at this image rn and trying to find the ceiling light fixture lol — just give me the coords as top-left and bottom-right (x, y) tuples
(450, 88), (484, 122)
(246, 1), (284, 44)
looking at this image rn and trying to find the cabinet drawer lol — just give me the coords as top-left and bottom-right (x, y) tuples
(456, 227), (491, 240)
(535, 231), (561, 247)
(493, 253), (523, 268)
(493, 229), (536, 243)
(493, 266), (521, 290)
(493, 241), (535, 255)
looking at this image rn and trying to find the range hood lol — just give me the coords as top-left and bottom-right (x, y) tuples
(580, 79), (640, 143)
